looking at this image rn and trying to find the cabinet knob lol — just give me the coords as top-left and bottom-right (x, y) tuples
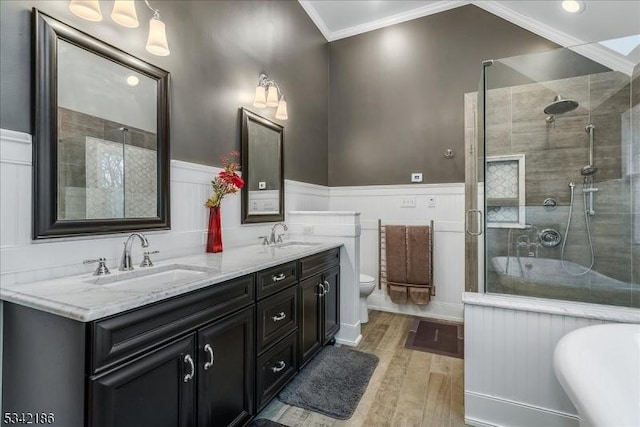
(203, 344), (214, 370)
(272, 312), (287, 322)
(272, 273), (286, 282)
(183, 354), (195, 382)
(271, 361), (286, 373)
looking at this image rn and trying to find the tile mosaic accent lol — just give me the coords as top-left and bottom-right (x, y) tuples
(85, 137), (156, 219)
(487, 206), (519, 223)
(487, 160), (519, 199)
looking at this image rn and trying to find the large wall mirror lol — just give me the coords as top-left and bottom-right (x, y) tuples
(33, 10), (170, 238)
(241, 108), (284, 223)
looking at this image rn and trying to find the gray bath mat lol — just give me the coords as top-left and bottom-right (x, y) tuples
(278, 346), (379, 420)
(249, 419), (288, 427)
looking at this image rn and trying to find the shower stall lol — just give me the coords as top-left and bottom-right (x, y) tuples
(466, 44), (640, 309)
(462, 41), (640, 427)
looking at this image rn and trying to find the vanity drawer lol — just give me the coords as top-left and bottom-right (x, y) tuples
(91, 274), (255, 373)
(257, 261), (298, 299)
(299, 248), (340, 279)
(257, 285), (298, 353)
(256, 331), (298, 411)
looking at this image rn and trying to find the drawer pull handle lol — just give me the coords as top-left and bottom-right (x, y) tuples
(184, 354), (195, 382)
(272, 312), (287, 322)
(324, 280), (331, 294)
(317, 283), (326, 296)
(271, 361), (286, 373)
(272, 273), (287, 282)
(203, 344), (214, 370)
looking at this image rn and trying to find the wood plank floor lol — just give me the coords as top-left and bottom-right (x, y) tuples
(258, 310), (466, 427)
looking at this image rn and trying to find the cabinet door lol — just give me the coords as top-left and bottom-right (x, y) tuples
(90, 335), (196, 427)
(299, 274), (322, 367)
(197, 306), (255, 427)
(322, 265), (340, 345)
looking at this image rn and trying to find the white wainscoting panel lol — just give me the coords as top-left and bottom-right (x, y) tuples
(330, 183), (466, 321)
(0, 129), (330, 286)
(463, 293), (640, 427)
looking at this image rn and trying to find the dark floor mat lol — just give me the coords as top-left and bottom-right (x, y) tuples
(278, 346), (379, 420)
(404, 318), (464, 359)
(248, 419), (288, 427)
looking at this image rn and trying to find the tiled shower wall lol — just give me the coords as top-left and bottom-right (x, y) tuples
(467, 70), (639, 307)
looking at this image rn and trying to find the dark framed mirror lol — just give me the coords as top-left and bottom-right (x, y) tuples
(32, 9), (170, 239)
(240, 108), (284, 223)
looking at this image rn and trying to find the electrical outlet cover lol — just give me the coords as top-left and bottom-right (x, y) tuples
(411, 173), (423, 183)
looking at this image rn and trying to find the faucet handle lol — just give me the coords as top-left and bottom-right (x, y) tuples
(84, 257), (110, 276)
(277, 234), (285, 243)
(259, 236), (269, 246)
(140, 251), (159, 268)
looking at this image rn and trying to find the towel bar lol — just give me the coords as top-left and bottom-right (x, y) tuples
(378, 219), (435, 297)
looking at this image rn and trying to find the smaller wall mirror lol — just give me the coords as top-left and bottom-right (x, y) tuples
(241, 108), (284, 223)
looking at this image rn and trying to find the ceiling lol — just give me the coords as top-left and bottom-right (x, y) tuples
(298, 1), (640, 73)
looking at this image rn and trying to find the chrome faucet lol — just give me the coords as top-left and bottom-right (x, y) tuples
(269, 222), (288, 244)
(119, 232), (150, 271)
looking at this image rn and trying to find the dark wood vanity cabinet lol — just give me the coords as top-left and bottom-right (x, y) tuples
(2, 248), (340, 427)
(90, 335), (197, 427)
(322, 265), (340, 345)
(197, 307), (255, 427)
(299, 248), (341, 367)
(90, 307), (254, 427)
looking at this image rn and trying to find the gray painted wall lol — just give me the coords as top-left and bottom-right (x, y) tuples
(328, 5), (560, 186)
(0, 0), (329, 185)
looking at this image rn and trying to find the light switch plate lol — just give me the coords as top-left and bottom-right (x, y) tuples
(411, 173), (423, 183)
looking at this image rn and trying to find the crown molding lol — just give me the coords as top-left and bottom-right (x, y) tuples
(328, 1), (469, 42)
(298, 0), (331, 41)
(472, 1), (635, 75)
(298, 1), (470, 42)
(298, 0), (635, 74)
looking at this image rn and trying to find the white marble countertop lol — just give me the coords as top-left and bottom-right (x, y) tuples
(0, 241), (343, 322)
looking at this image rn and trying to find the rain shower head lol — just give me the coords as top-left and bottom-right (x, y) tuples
(544, 94), (579, 115)
(581, 165), (598, 176)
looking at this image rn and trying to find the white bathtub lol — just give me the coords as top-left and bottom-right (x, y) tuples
(491, 256), (630, 291)
(554, 323), (640, 427)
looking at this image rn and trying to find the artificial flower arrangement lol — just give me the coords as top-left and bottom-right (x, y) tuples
(205, 151), (244, 208)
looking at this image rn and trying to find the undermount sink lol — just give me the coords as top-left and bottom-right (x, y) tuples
(273, 241), (322, 249)
(86, 264), (216, 287)
(553, 323), (640, 427)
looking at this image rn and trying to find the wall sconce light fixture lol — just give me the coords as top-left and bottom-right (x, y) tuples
(68, 0), (170, 56)
(69, 0), (103, 22)
(253, 74), (288, 120)
(111, 0), (138, 28)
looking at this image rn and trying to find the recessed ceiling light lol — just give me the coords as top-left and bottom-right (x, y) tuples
(561, 1), (585, 14)
(126, 75), (139, 86)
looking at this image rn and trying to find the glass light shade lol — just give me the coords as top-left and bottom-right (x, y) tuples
(266, 85), (279, 107)
(275, 98), (288, 120)
(69, 0), (103, 22)
(253, 86), (267, 108)
(146, 16), (170, 56)
(111, 0), (139, 28)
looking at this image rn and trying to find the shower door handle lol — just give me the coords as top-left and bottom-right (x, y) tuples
(466, 209), (483, 236)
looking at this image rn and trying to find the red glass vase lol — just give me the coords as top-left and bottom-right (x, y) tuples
(206, 207), (223, 253)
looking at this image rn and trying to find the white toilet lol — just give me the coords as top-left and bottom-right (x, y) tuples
(359, 274), (376, 323)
